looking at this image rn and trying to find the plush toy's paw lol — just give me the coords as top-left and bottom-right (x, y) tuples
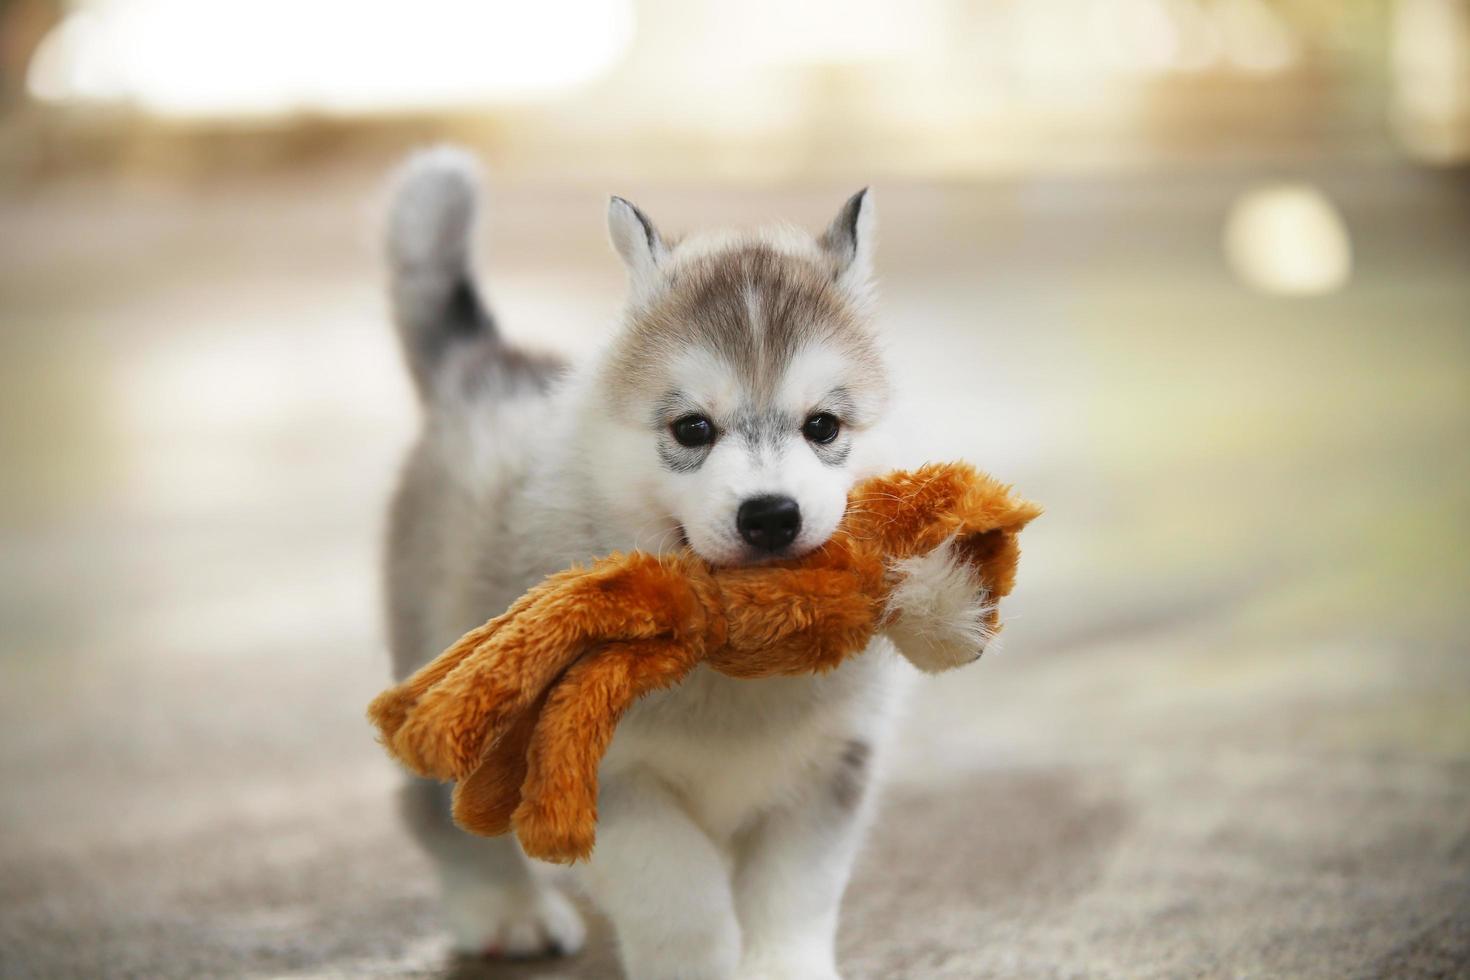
(882, 538), (997, 673)
(441, 878), (586, 959)
(512, 791), (599, 865)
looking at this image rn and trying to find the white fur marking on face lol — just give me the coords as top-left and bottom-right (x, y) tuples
(643, 341), (859, 566)
(883, 539), (996, 673)
(744, 284), (763, 342)
(777, 344), (852, 414)
(667, 348), (741, 417)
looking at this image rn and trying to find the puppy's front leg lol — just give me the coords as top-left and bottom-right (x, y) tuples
(581, 771), (741, 980)
(399, 778), (586, 958)
(731, 740), (875, 980)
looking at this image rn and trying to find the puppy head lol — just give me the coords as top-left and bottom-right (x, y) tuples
(587, 191), (891, 565)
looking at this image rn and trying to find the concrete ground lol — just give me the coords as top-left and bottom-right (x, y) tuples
(1, 160), (1467, 978)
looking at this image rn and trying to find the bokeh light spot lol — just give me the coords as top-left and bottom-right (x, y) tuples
(1223, 183), (1352, 296)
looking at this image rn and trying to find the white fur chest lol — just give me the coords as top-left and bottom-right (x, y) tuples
(602, 649), (906, 843)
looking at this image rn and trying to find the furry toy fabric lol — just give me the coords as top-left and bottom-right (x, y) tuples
(369, 462), (1040, 862)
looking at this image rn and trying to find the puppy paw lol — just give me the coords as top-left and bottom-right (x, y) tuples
(882, 538), (996, 673)
(441, 878), (586, 959)
(738, 950), (842, 980)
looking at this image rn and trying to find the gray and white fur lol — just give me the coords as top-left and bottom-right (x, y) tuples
(382, 147), (996, 979)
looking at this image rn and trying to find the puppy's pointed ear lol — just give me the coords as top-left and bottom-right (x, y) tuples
(608, 196), (668, 301)
(820, 188), (876, 288)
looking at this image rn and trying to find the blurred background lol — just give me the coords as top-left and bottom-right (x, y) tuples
(1, 1), (1467, 977)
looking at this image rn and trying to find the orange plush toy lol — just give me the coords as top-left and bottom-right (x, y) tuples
(369, 461), (1040, 863)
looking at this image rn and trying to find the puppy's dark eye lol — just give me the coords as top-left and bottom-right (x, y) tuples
(802, 412), (840, 444)
(671, 414), (716, 447)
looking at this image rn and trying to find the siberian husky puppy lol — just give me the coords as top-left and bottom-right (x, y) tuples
(383, 148), (992, 980)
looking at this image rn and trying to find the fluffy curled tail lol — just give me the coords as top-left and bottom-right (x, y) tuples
(386, 146), (498, 399)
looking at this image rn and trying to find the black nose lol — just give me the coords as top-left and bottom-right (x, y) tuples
(737, 495), (801, 552)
